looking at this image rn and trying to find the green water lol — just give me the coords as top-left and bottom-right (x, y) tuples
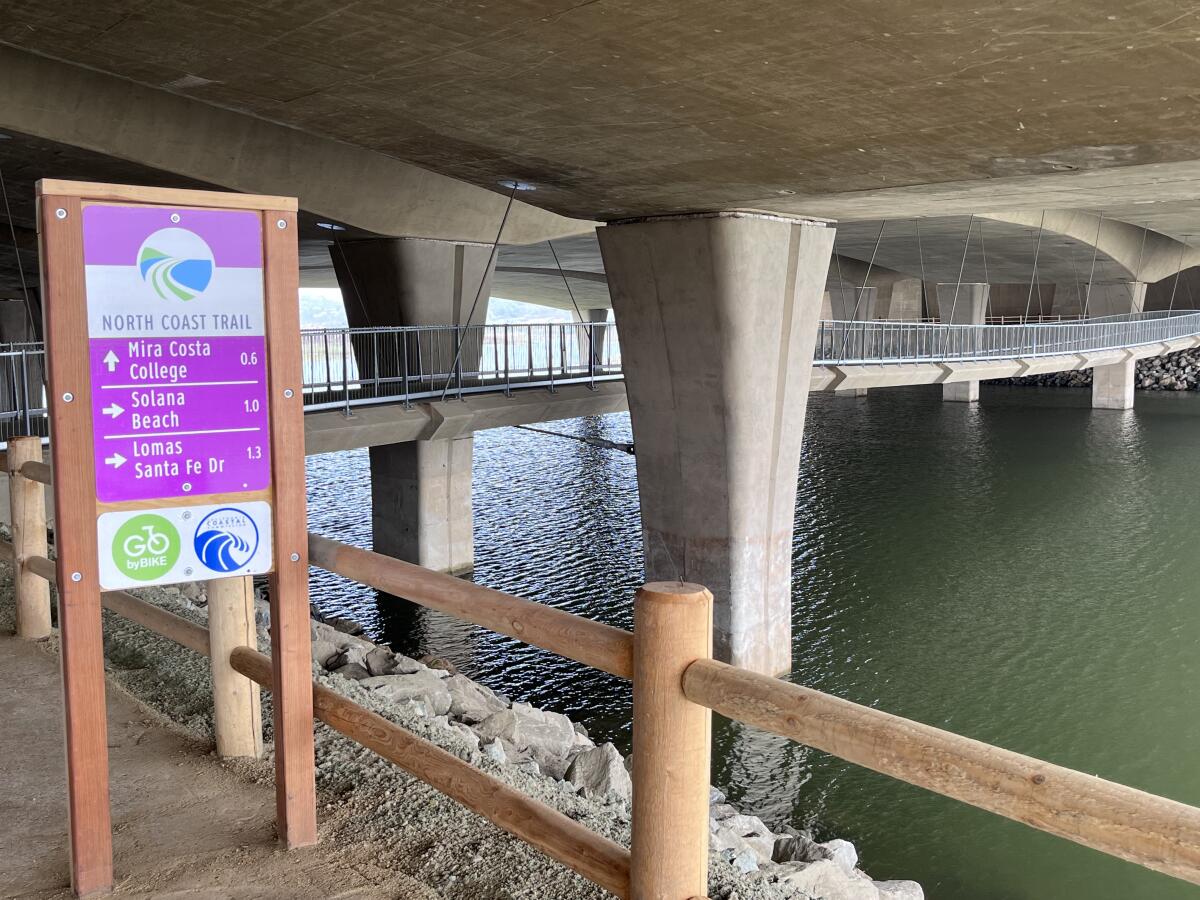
(308, 383), (1200, 899)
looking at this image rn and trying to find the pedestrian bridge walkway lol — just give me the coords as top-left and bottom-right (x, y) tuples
(2, 311), (1199, 449)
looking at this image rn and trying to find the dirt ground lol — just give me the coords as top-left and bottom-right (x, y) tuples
(0, 631), (430, 899)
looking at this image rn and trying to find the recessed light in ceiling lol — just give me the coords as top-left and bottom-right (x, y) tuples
(0, 133), (11, 140)
(498, 180), (536, 191)
(316, 222), (346, 231)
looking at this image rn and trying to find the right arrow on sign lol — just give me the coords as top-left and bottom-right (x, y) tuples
(103, 350), (120, 372)
(102, 403), (124, 419)
(104, 452), (127, 469)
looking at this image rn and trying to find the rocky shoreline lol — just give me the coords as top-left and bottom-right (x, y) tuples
(1, 562), (921, 900)
(998, 348), (1200, 391)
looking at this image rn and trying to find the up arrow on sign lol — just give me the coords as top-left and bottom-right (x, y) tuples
(103, 350), (119, 372)
(104, 452), (127, 469)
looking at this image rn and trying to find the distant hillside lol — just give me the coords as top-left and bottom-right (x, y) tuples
(299, 290), (580, 329)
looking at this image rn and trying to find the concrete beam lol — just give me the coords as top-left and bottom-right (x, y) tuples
(303, 382), (629, 454)
(0, 46), (589, 244)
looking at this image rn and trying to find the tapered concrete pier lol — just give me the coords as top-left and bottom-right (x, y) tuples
(599, 211), (834, 675)
(332, 237), (496, 573)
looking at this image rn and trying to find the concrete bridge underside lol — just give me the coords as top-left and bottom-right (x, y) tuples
(8, 9), (1200, 674)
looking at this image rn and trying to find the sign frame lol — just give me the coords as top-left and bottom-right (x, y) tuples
(36, 180), (317, 896)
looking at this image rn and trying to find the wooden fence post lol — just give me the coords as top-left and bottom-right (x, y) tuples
(207, 576), (263, 759)
(8, 436), (51, 639)
(631, 581), (713, 900)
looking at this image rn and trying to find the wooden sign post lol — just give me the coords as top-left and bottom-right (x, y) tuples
(36, 181), (317, 896)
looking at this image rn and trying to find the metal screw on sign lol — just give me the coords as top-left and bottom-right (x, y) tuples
(290, 553), (300, 562)
(170, 213), (181, 224)
(283, 388), (294, 398)
(70, 572), (82, 582)
(277, 219), (287, 229)
(62, 392), (74, 402)
(182, 482), (192, 492)
(55, 208), (67, 220)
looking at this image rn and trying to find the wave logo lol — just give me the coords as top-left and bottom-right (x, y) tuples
(137, 227), (214, 301)
(193, 507), (260, 574)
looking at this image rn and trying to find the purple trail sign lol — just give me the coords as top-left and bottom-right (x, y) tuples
(82, 204), (272, 502)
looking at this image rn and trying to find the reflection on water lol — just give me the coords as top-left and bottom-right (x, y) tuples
(307, 384), (1200, 900)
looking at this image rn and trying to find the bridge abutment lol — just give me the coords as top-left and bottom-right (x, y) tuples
(936, 283), (989, 402)
(331, 237), (496, 574)
(598, 211), (834, 675)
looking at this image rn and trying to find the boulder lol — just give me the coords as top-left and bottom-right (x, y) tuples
(311, 639), (342, 669)
(820, 838), (858, 874)
(360, 670), (452, 716)
(875, 881), (924, 899)
(331, 662), (371, 681)
(564, 743), (632, 805)
(480, 738), (507, 765)
(326, 615), (364, 636)
(773, 833), (831, 864)
(365, 646), (398, 676)
(716, 814), (775, 864)
(776, 860), (879, 900)
(474, 703), (577, 775)
(445, 675), (507, 724)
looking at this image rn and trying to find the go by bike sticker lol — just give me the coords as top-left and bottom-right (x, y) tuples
(97, 501), (273, 590)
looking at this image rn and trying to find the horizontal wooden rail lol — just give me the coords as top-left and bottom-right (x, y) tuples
(25, 553), (56, 582)
(683, 658), (1200, 886)
(309, 533), (634, 679)
(18, 460), (51, 485)
(15, 558), (631, 898)
(12, 546), (211, 656)
(232, 646), (631, 897)
(101, 589), (210, 657)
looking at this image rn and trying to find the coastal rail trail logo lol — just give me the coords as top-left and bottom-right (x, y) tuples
(193, 507), (260, 573)
(137, 227), (214, 301)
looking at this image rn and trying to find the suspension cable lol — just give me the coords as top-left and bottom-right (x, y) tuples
(547, 238), (596, 377)
(1024, 211), (1046, 321)
(0, 162), (39, 345)
(914, 218), (928, 319)
(1081, 211), (1104, 319)
(949, 215), (974, 324)
(440, 182), (519, 400)
(978, 218), (991, 319)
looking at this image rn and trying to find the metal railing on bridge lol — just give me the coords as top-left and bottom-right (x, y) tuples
(301, 321), (623, 412)
(4, 311), (1200, 442)
(817, 310), (1200, 365)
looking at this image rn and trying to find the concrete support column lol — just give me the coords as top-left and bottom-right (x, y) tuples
(1083, 282), (1147, 317)
(370, 437), (474, 574)
(598, 211), (834, 675)
(573, 308), (610, 368)
(1092, 355), (1136, 410)
(331, 238), (495, 574)
(936, 283), (990, 403)
(881, 278), (923, 320)
(827, 287), (876, 398)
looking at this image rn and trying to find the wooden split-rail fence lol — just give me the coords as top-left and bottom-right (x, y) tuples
(2, 433), (1199, 899)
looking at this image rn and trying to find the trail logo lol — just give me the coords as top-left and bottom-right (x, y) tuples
(137, 227), (214, 301)
(194, 506), (260, 573)
(111, 514), (181, 582)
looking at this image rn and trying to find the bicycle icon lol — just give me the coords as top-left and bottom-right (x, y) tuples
(123, 524), (172, 558)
